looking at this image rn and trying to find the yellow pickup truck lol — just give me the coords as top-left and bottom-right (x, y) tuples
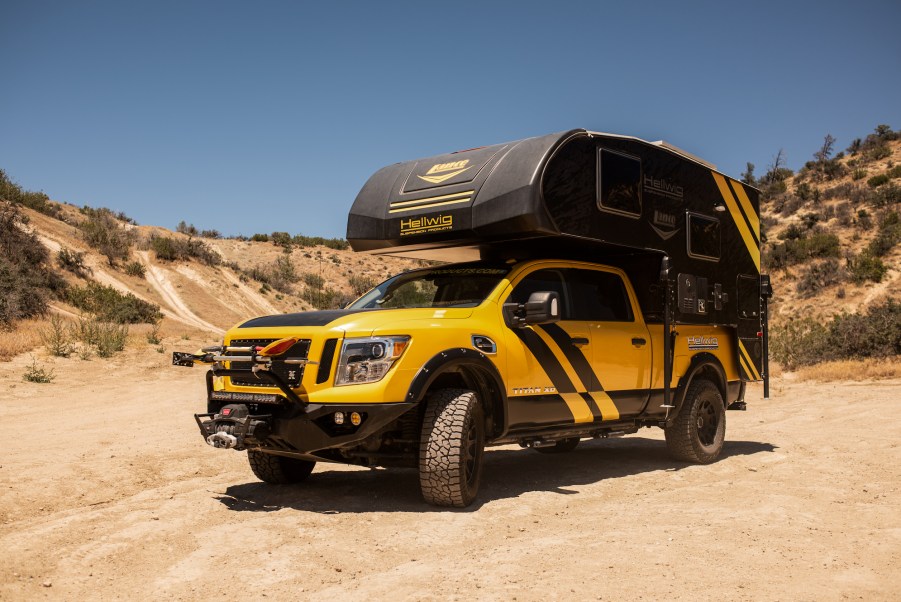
(175, 129), (772, 507)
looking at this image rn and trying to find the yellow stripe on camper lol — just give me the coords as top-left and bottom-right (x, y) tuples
(713, 172), (760, 272)
(388, 190), (474, 213)
(738, 340), (762, 381)
(729, 179), (760, 241)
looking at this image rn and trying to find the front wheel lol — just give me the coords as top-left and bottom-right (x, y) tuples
(419, 389), (485, 507)
(664, 379), (725, 463)
(248, 450), (316, 484)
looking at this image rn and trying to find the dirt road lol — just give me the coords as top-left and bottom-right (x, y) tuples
(1, 346), (899, 601)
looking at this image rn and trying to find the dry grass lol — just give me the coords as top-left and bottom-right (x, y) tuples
(793, 358), (901, 382)
(0, 319), (45, 361)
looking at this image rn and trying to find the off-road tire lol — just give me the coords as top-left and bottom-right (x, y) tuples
(419, 389), (485, 508)
(248, 450), (316, 484)
(535, 437), (580, 454)
(665, 378), (725, 463)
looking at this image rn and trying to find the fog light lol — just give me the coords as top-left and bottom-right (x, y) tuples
(334, 412), (345, 425)
(350, 412), (362, 426)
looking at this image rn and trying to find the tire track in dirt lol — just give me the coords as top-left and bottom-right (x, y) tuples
(36, 232), (222, 333)
(136, 251), (224, 334)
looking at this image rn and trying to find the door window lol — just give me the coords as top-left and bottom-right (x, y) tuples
(508, 269), (568, 316)
(566, 269), (634, 322)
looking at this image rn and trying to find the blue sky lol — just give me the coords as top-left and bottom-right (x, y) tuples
(2, 1), (899, 238)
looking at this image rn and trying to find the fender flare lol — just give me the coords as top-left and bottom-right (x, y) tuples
(665, 353), (727, 428)
(405, 348), (508, 435)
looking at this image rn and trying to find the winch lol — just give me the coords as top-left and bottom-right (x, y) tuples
(194, 404), (272, 450)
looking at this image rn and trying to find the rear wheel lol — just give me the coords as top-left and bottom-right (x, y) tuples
(419, 389), (485, 507)
(664, 378), (725, 463)
(248, 450), (316, 484)
(535, 437), (580, 454)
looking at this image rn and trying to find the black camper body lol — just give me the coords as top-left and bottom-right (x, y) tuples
(348, 129), (769, 386)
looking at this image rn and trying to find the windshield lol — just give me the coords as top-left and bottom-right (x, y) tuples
(348, 263), (511, 310)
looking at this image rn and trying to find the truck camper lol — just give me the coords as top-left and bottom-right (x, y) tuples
(175, 129), (772, 507)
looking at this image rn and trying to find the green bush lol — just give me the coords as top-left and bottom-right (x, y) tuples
(292, 234), (349, 250)
(871, 183), (899, 208)
(770, 318), (831, 370)
(0, 169), (60, 217)
(251, 233), (269, 242)
(40, 314), (74, 357)
(866, 212), (901, 257)
(176, 221), (198, 236)
(847, 252), (887, 284)
(829, 300), (901, 360)
(779, 223), (805, 241)
(888, 165), (901, 179)
(851, 169), (867, 181)
(240, 257), (300, 293)
(868, 174), (890, 188)
(795, 259), (844, 298)
(795, 182), (815, 201)
(771, 299), (901, 369)
(0, 203), (66, 326)
(349, 274), (376, 296)
(267, 256), (298, 292)
(146, 322), (161, 345)
(66, 282), (162, 324)
(78, 207), (134, 265)
(302, 284), (340, 309)
(57, 247), (91, 278)
(23, 355), (55, 383)
(150, 235), (220, 266)
(73, 315), (129, 357)
(766, 232), (840, 269)
(866, 145), (892, 161)
(270, 232), (292, 247)
(123, 261), (146, 277)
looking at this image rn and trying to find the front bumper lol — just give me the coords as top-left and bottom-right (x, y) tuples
(197, 399), (417, 456)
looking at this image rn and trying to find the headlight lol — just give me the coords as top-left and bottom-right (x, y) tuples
(335, 336), (410, 386)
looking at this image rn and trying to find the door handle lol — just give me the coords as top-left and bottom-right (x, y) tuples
(570, 337), (589, 347)
(631, 337), (647, 346)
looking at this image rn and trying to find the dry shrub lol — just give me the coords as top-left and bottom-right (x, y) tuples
(794, 358), (901, 382)
(0, 318), (45, 361)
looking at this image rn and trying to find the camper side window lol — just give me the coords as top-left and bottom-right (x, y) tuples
(687, 213), (721, 261)
(598, 149), (642, 218)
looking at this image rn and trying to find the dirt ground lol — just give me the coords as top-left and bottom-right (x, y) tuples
(1, 345), (899, 601)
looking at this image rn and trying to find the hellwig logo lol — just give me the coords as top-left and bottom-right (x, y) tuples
(644, 175), (684, 200)
(417, 159), (472, 184)
(687, 336), (719, 350)
(400, 214), (454, 236)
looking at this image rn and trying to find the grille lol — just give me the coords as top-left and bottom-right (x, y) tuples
(227, 338), (311, 388)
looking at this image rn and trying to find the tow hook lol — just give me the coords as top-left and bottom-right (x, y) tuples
(207, 432), (239, 449)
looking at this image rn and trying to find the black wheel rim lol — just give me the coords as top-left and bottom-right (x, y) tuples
(696, 399), (719, 447)
(463, 418), (481, 486)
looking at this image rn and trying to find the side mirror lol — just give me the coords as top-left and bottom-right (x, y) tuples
(503, 291), (561, 328)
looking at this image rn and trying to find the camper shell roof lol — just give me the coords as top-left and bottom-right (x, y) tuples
(347, 129), (762, 326)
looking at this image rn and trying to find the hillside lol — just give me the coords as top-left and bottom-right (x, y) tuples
(759, 128), (901, 321)
(0, 192), (419, 361)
